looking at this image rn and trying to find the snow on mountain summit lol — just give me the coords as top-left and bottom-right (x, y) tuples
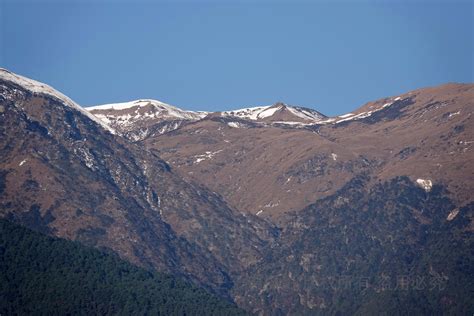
(0, 68), (116, 134)
(87, 100), (329, 137)
(88, 99), (207, 121)
(221, 102), (326, 123)
(87, 99), (208, 140)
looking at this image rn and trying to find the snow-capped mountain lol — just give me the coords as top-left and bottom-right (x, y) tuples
(87, 99), (208, 141)
(221, 102), (326, 123)
(146, 83), (474, 222)
(2, 68), (473, 315)
(86, 100), (329, 138)
(87, 96), (415, 136)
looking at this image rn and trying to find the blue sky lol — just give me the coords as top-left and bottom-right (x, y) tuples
(1, 0), (472, 115)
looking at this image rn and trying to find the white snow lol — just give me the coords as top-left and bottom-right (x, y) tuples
(257, 106), (281, 119)
(193, 150), (223, 164)
(336, 112), (371, 123)
(271, 121), (312, 126)
(335, 110), (374, 124)
(446, 209), (459, 221)
(286, 106), (324, 121)
(333, 96), (404, 125)
(338, 113), (354, 118)
(264, 201), (280, 208)
(416, 178), (433, 192)
(331, 153), (337, 161)
(227, 122), (243, 128)
(87, 99), (207, 121)
(317, 118), (336, 124)
(222, 106), (271, 120)
(0, 68), (116, 134)
(19, 159), (27, 166)
(256, 210), (263, 216)
(222, 103), (324, 122)
(448, 111), (461, 118)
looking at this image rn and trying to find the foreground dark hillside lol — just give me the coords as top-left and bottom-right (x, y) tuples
(234, 177), (474, 314)
(0, 219), (246, 315)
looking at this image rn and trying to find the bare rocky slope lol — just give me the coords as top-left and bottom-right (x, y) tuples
(0, 68), (276, 299)
(96, 83), (473, 225)
(1, 68), (473, 314)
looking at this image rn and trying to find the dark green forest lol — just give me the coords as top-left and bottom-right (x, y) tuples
(0, 219), (246, 315)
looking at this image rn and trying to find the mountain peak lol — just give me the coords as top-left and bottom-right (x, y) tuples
(87, 99), (207, 119)
(86, 99), (207, 140)
(0, 68), (115, 134)
(220, 103), (326, 123)
(271, 101), (287, 108)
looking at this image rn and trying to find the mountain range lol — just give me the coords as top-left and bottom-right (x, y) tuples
(1, 68), (473, 314)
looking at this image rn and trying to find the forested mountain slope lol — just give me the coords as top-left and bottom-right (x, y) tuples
(0, 218), (246, 315)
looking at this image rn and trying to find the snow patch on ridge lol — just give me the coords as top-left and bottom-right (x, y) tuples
(330, 96), (406, 125)
(446, 209), (459, 221)
(286, 106), (325, 121)
(258, 106), (281, 119)
(338, 113), (354, 118)
(193, 150), (223, 164)
(416, 178), (432, 192)
(222, 103), (325, 123)
(222, 106), (271, 120)
(227, 122), (244, 128)
(448, 111), (460, 118)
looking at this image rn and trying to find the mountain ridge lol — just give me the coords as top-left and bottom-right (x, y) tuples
(1, 68), (473, 314)
(85, 82), (470, 133)
(119, 82), (473, 222)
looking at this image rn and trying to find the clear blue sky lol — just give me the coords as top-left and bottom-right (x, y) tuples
(1, 0), (472, 115)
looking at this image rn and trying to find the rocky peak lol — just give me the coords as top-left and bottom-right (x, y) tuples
(86, 99), (208, 140)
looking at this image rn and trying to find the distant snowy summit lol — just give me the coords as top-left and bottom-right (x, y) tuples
(87, 99), (208, 141)
(86, 96), (409, 137)
(86, 100), (331, 137)
(0, 67), (410, 139)
(88, 99), (206, 128)
(220, 102), (326, 124)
